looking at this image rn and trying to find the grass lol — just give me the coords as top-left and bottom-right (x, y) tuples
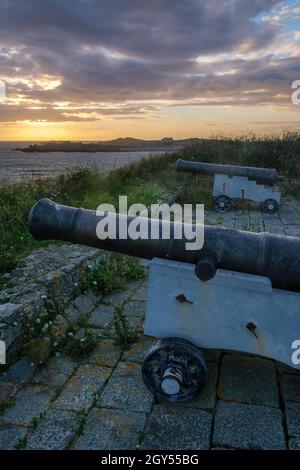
(112, 303), (138, 350)
(0, 155), (178, 274)
(1, 130), (300, 274)
(80, 253), (145, 295)
(60, 328), (98, 360)
(175, 130), (300, 205)
(19, 285), (70, 363)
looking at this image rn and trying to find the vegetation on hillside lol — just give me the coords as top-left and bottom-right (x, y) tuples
(0, 153), (178, 273)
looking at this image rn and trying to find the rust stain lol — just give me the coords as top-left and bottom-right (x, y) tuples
(51, 271), (61, 283)
(246, 322), (265, 355)
(125, 363), (136, 369)
(216, 384), (223, 400)
(246, 322), (258, 339)
(176, 293), (193, 304)
(216, 384), (236, 403)
(254, 332), (265, 355)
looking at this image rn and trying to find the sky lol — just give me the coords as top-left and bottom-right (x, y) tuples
(0, 0), (299, 141)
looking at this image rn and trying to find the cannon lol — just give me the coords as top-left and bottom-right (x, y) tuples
(28, 199), (300, 404)
(176, 159), (284, 213)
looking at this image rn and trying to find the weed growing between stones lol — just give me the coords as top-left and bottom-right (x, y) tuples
(21, 287), (70, 364)
(247, 223), (261, 233)
(112, 304), (138, 351)
(15, 435), (27, 450)
(44, 284), (69, 317)
(80, 253), (145, 295)
(15, 255), (143, 364)
(0, 396), (16, 416)
(59, 328), (98, 360)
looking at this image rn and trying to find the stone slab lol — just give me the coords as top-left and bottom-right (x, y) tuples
(87, 338), (121, 368)
(111, 361), (141, 378)
(280, 373), (300, 403)
(289, 438), (300, 450)
(104, 290), (132, 306)
(122, 300), (146, 330)
(1, 356), (36, 385)
(73, 293), (97, 315)
(53, 364), (110, 413)
(0, 303), (21, 324)
(213, 401), (286, 450)
(32, 355), (77, 389)
(122, 336), (155, 364)
(72, 407), (146, 450)
(1, 386), (54, 426)
(142, 405), (212, 450)
(87, 304), (115, 328)
(130, 283), (148, 301)
(0, 382), (17, 406)
(286, 402), (300, 438)
(99, 371), (154, 413)
(218, 354), (279, 407)
(184, 362), (218, 410)
(0, 424), (28, 449)
(204, 349), (221, 363)
(25, 409), (82, 450)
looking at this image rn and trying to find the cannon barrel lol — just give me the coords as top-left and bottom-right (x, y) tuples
(176, 159), (284, 186)
(28, 198), (300, 292)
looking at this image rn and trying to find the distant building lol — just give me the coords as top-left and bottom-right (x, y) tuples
(161, 137), (174, 145)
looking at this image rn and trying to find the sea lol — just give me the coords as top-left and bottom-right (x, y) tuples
(0, 142), (162, 182)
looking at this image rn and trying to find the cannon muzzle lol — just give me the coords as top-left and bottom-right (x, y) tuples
(28, 198), (300, 292)
(176, 159), (284, 186)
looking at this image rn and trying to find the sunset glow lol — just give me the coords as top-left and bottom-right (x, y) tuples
(0, 0), (299, 140)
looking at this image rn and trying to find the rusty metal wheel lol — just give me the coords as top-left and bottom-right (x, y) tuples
(142, 337), (207, 404)
(215, 195), (231, 213)
(262, 199), (278, 214)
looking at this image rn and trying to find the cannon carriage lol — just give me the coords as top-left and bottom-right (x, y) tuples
(28, 199), (300, 404)
(176, 159), (284, 213)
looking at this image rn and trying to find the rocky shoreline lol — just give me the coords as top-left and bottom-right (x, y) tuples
(15, 138), (185, 153)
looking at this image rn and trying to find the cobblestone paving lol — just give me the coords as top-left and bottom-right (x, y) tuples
(0, 201), (300, 450)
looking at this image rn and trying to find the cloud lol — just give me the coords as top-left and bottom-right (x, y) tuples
(0, 0), (299, 124)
